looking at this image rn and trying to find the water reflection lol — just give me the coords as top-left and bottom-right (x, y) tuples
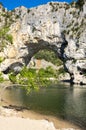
(64, 87), (86, 128)
(0, 83), (86, 129)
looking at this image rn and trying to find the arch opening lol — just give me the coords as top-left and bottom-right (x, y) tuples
(28, 49), (63, 69)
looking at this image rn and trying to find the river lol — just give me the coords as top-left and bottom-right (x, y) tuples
(0, 82), (86, 129)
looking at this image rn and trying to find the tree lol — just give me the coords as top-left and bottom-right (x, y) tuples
(0, 2), (3, 6)
(71, 0), (85, 10)
(76, 0), (84, 9)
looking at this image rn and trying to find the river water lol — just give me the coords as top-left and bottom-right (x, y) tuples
(0, 83), (86, 129)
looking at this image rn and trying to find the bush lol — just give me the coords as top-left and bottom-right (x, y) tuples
(9, 73), (17, 83)
(5, 34), (13, 43)
(76, 0), (84, 10)
(0, 72), (4, 82)
(27, 9), (30, 13)
(34, 50), (63, 66)
(0, 2), (3, 6)
(57, 67), (66, 76)
(0, 57), (4, 63)
(0, 26), (13, 48)
(9, 66), (58, 93)
(0, 26), (9, 38)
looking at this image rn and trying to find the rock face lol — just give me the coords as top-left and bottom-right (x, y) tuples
(0, 1), (86, 84)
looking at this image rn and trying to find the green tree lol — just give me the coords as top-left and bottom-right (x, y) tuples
(0, 72), (4, 82)
(34, 50), (63, 66)
(0, 26), (13, 50)
(76, 0), (84, 9)
(0, 2), (3, 6)
(71, 0), (84, 10)
(9, 66), (58, 93)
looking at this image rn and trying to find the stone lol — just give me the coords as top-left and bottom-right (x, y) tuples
(8, 46), (17, 58)
(0, 1), (86, 84)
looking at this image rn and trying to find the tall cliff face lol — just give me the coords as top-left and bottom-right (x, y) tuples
(0, 1), (86, 84)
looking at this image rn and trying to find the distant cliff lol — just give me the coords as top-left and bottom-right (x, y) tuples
(0, 1), (86, 84)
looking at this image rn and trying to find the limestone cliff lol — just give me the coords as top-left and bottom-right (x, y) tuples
(0, 1), (86, 84)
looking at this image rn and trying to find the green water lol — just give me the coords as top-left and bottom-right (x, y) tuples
(0, 83), (86, 129)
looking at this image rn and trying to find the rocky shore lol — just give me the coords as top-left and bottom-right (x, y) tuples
(0, 116), (56, 130)
(0, 106), (81, 130)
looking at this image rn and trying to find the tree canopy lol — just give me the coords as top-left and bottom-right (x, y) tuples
(71, 0), (84, 10)
(76, 0), (84, 8)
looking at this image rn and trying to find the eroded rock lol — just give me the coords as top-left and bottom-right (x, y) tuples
(0, 1), (86, 84)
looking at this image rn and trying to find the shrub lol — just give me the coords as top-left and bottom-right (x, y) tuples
(9, 66), (59, 93)
(15, 15), (20, 19)
(5, 34), (13, 44)
(34, 50), (63, 66)
(9, 73), (17, 83)
(76, 0), (84, 10)
(57, 67), (66, 75)
(0, 72), (4, 82)
(0, 26), (13, 44)
(0, 2), (3, 6)
(0, 26), (9, 38)
(27, 9), (30, 13)
(0, 57), (4, 63)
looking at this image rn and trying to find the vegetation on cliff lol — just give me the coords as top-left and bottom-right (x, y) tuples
(34, 50), (63, 66)
(76, 0), (84, 10)
(0, 0), (86, 85)
(0, 26), (13, 51)
(0, 72), (4, 82)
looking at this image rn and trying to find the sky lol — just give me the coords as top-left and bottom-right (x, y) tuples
(0, 0), (73, 10)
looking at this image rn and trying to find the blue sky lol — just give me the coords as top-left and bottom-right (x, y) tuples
(0, 0), (73, 10)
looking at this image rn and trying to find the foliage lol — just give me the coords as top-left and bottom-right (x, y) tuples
(0, 72), (4, 82)
(0, 2), (3, 6)
(27, 9), (31, 13)
(34, 50), (63, 66)
(9, 66), (59, 93)
(0, 26), (9, 37)
(0, 26), (13, 43)
(0, 57), (4, 63)
(9, 73), (17, 84)
(0, 26), (13, 50)
(15, 15), (20, 19)
(71, 0), (84, 10)
(5, 34), (13, 43)
(57, 67), (66, 76)
(76, 0), (84, 9)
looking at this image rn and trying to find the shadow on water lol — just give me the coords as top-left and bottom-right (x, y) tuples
(0, 82), (86, 129)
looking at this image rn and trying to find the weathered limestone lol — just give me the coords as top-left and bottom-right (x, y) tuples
(0, 1), (86, 84)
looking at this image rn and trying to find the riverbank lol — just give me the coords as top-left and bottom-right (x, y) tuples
(0, 115), (56, 130)
(0, 106), (81, 130)
(0, 81), (83, 130)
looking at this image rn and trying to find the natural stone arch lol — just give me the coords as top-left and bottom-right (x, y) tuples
(1, 33), (68, 79)
(22, 38), (67, 66)
(30, 48), (63, 69)
(2, 35), (86, 85)
(0, 5), (86, 85)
